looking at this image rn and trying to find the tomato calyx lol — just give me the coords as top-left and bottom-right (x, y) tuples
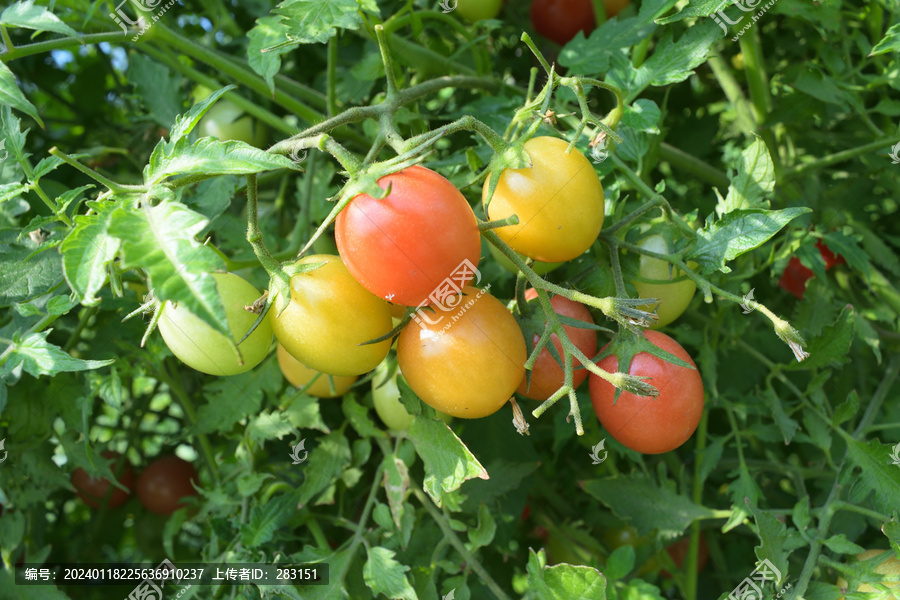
(593, 329), (694, 401)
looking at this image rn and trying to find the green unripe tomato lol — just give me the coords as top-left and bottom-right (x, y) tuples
(372, 361), (452, 431)
(487, 242), (563, 275)
(456, 0), (502, 22)
(158, 273), (272, 376)
(631, 234), (697, 328)
(192, 87), (266, 147)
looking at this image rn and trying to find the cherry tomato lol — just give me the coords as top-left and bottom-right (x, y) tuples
(518, 289), (597, 401)
(136, 456), (199, 516)
(589, 330), (704, 454)
(816, 239), (845, 269)
(157, 272), (273, 376)
(631, 235), (697, 328)
(530, 0), (595, 45)
(660, 533), (709, 578)
(487, 242), (563, 275)
(484, 136), (604, 263)
(71, 451), (135, 509)
(397, 286), (526, 418)
(778, 240), (845, 299)
(836, 550), (900, 597)
(276, 344), (357, 398)
(271, 255), (392, 376)
(336, 165), (481, 307)
(193, 88), (266, 147)
(604, 0), (631, 18)
(456, 0), (503, 21)
(371, 360), (452, 431)
(602, 525), (641, 551)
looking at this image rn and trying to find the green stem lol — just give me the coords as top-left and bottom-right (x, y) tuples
(706, 50), (757, 136)
(782, 138), (897, 177)
(658, 143), (730, 190)
(0, 25), (14, 52)
(245, 174), (286, 281)
(411, 486), (513, 600)
(327, 36), (338, 117)
(0, 31), (134, 62)
(49, 147), (142, 195)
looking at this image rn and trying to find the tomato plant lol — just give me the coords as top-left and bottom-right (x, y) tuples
(270, 255), (393, 376)
(630, 234), (697, 328)
(336, 165), (481, 307)
(518, 289), (597, 401)
(589, 330), (704, 454)
(71, 451), (135, 509)
(276, 343), (357, 398)
(484, 136), (605, 262)
(135, 456), (199, 517)
(456, 0), (503, 22)
(836, 550), (900, 596)
(157, 272), (273, 376)
(397, 286), (526, 418)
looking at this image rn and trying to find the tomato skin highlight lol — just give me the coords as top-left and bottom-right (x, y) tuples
(71, 451), (135, 509)
(271, 255), (393, 376)
(517, 289), (597, 401)
(631, 234), (697, 328)
(589, 330), (704, 454)
(276, 344), (357, 398)
(336, 165), (481, 307)
(397, 286), (526, 418)
(136, 456), (199, 517)
(484, 136), (604, 263)
(157, 273), (273, 376)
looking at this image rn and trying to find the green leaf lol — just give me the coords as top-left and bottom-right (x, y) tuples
(0, 330), (114, 378)
(0, 61), (43, 128)
(60, 202), (121, 305)
(845, 439), (900, 517)
(792, 497), (811, 533)
(467, 503), (497, 551)
(870, 22), (900, 56)
(382, 454), (410, 531)
(792, 67), (862, 111)
(342, 395), (382, 438)
(128, 54), (183, 129)
(558, 0), (678, 73)
(297, 431), (352, 508)
(832, 390), (860, 427)
(363, 546), (416, 600)
(638, 21), (723, 89)
(0, 230), (64, 307)
(688, 208), (812, 274)
(581, 476), (715, 538)
(240, 489), (302, 548)
(526, 549), (607, 599)
(183, 175), (239, 233)
(719, 138), (775, 216)
(605, 545), (635, 581)
(247, 16), (292, 93)
(621, 99), (662, 134)
(0, 1), (78, 37)
(822, 534), (866, 556)
(248, 409), (294, 443)
(747, 503), (790, 585)
(285, 392), (330, 434)
(274, 0), (368, 45)
(786, 306), (855, 370)
(145, 137), (296, 186)
(107, 200), (229, 336)
(407, 414), (488, 508)
(762, 387), (799, 444)
(194, 372), (266, 434)
(656, 0), (729, 23)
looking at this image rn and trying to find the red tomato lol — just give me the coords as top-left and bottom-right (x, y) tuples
(136, 456), (199, 516)
(71, 451), (135, 509)
(530, 0), (595, 45)
(518, 289), (597, 401)
(661, 533), (709, 577)
(335, 165), (481, 307)
(778, 257), (813, 299)
(589, 330), (704, 454)
(816, 240), (845, 269)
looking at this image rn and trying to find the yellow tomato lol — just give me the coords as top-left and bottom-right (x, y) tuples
(276, 344), (356, 398)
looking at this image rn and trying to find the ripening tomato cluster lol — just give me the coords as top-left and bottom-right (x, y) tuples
(71, 452), (198, 516)
(157, 136), (705, 454)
